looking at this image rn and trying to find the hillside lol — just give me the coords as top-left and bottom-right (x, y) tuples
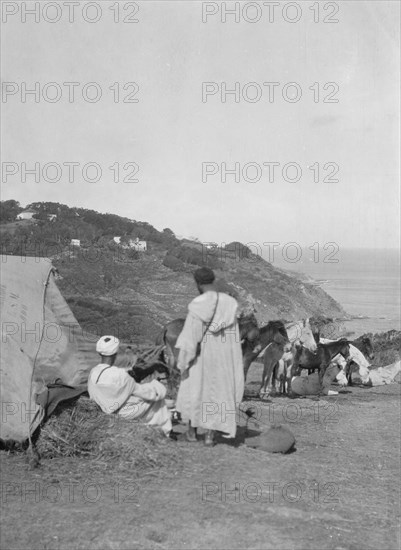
(0, 200), (347, 343)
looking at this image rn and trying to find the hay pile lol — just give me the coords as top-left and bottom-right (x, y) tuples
(36, 397), (182, 473)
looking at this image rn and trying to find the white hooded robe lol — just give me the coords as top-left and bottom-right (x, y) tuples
(175, 291), (244, 438)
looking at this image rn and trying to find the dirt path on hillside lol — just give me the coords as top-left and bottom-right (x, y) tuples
(1, 373), (400, 550)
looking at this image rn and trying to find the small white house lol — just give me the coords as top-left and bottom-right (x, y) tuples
(130, 238), (147, 251)
(48, 214), (57, 221)
(114, 236), (147, 251)
(70, 239), (81, 247)
(17, 210), (36, 220)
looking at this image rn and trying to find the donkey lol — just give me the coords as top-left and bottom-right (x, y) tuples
(259, 319), (319, 397)
(242, 320), (289, 381)
(155, 312), (260, 376)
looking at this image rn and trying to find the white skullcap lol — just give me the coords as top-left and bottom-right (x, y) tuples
(96, 335), (120, 356)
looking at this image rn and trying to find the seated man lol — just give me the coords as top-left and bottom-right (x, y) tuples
(88, 335), (173, 437)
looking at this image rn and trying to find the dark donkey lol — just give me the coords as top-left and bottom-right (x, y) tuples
(242, 320), (289, 380)
(155, 312), (260, 375)
(294, 338), (351, 395)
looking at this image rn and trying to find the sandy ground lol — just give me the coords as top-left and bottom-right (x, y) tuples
(1, 367), (400, 550)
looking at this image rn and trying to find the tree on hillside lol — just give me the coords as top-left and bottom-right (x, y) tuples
(0, 200), (23, 223)
(26, 202), (68, 215)
(162, 227), (178, 246)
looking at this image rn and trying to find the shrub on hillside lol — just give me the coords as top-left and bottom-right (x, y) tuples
(366, 330), (401, 367)
(167, 244), (223, 270)
(163, 254), (186, 272)
(224, 241), (253, 260)
(0, 200), (23, 223)
(214, 278), (238, 298)
(65, 295), (155, 341)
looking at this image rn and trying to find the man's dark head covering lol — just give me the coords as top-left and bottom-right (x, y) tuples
(194, 267), (215, 285)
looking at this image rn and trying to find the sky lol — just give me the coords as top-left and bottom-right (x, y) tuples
(1, 0), (400, 250)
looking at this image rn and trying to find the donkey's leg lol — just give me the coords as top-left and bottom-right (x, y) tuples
(242, 339), (259, 382)
(260, 352), (275, 397)
(318, 362), (329, 397)
(346, 360), (353, 386)
(283, 358), (290, 395)
(286, 356), (295, 395)
(274, 359), (285, 394)
(243, 353), (255, 382)
(291, 346), (302, 377)
(272, 361), (280, 394)
(260, 358), (270, 396)
(279, 363), (285, 394)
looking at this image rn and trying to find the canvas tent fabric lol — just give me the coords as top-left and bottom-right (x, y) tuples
(0, 255), (99, 443)
(364, 361), (401, 386)
(291, 364), (342, 396)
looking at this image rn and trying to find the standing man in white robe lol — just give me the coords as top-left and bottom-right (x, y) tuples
(176, 268), (244, 446)
(88, 335), (173, 437)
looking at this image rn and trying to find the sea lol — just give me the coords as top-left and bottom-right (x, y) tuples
(266, 247), (400, 338)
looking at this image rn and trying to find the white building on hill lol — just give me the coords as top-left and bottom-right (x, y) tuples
(130, 238), (147, 251)
(17, 210), (37, 220)
(113, 237), (147, 251)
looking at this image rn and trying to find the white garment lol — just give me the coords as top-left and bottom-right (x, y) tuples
(176, 291), (244, 438)
(320, 338), (371, 383)
(88, 364), (172, 435)
(291, 364), (342, 396)
(366, 361), (401, 386)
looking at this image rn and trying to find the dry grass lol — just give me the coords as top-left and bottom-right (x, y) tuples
(36, 397), (181, 474)
(372, 347), (400, 368)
